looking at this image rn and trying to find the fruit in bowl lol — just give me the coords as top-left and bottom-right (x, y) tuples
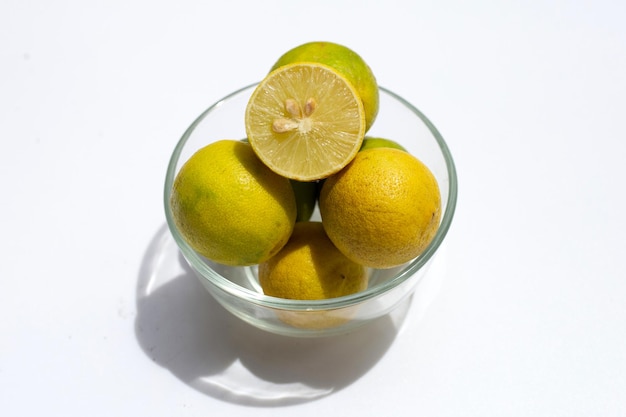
(319, 147), (441, 269)
(169, 139), (296, 266)
(164, 41), (457, 336)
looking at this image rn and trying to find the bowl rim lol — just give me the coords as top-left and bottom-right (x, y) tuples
(163, 83), (458, 311)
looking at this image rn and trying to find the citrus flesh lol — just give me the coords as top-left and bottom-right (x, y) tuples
(170, 140), (296, 266)
(319, 147), (441, 269)
(245, 62), (366, 182)
(271, 41), (379, 132)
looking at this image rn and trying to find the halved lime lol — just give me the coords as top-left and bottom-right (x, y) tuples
(245, 63), (366, 181)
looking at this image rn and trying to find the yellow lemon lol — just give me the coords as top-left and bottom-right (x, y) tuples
(271, 41), (379, 131)
(170, 140), (296, 266)
(319, 148), (441, 269)
(245, 62), (366, 181)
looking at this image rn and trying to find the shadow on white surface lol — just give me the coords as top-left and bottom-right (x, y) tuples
(134, 224), (414, 406)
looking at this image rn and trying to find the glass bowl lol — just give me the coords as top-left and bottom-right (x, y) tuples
(164, 83), (458, 337)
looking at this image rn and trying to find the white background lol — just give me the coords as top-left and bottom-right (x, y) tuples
(2, 1), (626, 416)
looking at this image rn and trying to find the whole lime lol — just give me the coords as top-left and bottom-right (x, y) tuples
(270, 41), (379, 132)
(259, 221), (367, 300)
(320, 147), (441, 269)
(259, 221), (368, 329)
(170, 140), (297, 266)
(290, 180), (319, 222)
(359, 136), (407, 152)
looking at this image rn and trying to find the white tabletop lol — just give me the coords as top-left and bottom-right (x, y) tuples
(2, 1), (625, 416)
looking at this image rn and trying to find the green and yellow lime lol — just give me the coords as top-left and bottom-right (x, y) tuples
(291, 180), (318, 222)
(359, 136), (407, 152)
(170, 140), (297, 266)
